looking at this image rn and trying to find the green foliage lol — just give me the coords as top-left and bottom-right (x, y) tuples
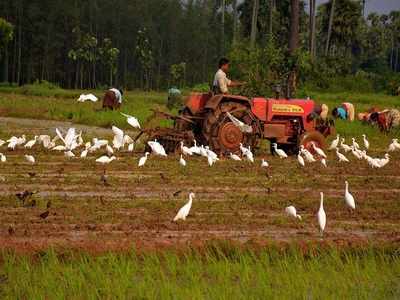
(135, 28), (154, 90)
(0, 246), (399, 299)
(0, 17), (13, 57)
(170, 62), (186, 87)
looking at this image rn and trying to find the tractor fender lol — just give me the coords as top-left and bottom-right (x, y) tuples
(204, 94), (252, 111)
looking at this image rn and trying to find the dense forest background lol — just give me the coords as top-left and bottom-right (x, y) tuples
(0, 0), (399, 95)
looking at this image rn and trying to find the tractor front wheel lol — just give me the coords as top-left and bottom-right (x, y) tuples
(299, 131), (326, 154)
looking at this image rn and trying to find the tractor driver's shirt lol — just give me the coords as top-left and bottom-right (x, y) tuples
(213, 69), (231, 94)
(109, 88), (122, 103)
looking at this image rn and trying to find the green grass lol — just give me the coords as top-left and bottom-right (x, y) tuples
(0, 245), (399, 299)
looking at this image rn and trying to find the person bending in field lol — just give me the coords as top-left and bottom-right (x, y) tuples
(369, 109), (400, 132)
(332, 102), (355, 121)
(102, 88), (123, 110)
(308, 103), (329, 121)
(212, 57), (245, 95)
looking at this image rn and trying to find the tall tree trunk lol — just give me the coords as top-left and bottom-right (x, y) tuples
(395, 47), (399, 72)
(221, 0), (225, 53)
(2, 46), (9, 83)
(269, 0), (274, 37)
(288, 0), (300, 99)
(232, 0), (238, 44)
(250, 0), (259, 48)
(325, 0), (336, 56)
(309, 0), (316, 60)
(17, 0), (23, 85)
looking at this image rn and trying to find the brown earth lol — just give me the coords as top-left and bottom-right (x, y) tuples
(0, 118), (399, 253)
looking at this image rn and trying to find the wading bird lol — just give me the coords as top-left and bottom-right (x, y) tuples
(120, 112), (141, 129)
(285, 205), (301, 220)
(173, 192), (195, 221)
(317, 192), (326, 235)
(272, 143), (288, 158)
(344, 181), (356, 210)
(138, 152), (149, 167)
(25, 155), (35, 164)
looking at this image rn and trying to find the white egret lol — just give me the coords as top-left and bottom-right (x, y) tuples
(352, 138), (360, 149)
(297, 153), (305, 167)
(77, 94), (98, 102)
(179, 154), (187, 167)
(226, 112), (253, 133)
(340, 139), (352, 153)
(127, 143), (135, 152)
(120, 112), (141, 129)
(52, 145), (67, 151)
(285, 206), (301, 220)
(300, 145), (316, 163)
(173, 193), (195, 221)
(189, 140), (201, 155)
(317, 192), (326, 235)
(80, 149), (88, 158)
(112, 126), (124, 150)
(24, 136), (38, 149)
(321, 158), (327, 168)
(0, 153), (6, 162)
(230, 153), (242, 161)
(272, 143), (288, 158)
(351, 146), (363, 160)
(138, 152), (149, 167)
(362, 134), (369, 150)
(312, 142), (327, 158)
(148, 140), (167, 157)
(106, 145), (114, 156)
(344, 181), (356, 210)
(336, 148), (349, 162)
(261, 159), (269, 168)
(25, 155), (35, 164)
(180, 141), (193, 156)
(0, 139), (5, 147)
(95, 155), (116, 164)
(64, 151), (75, 158)
(328, 134), (340, 150)
(388, 139), (400, 152)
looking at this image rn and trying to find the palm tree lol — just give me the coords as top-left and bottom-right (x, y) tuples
(309, 0), (316, 60)
(325, 0), (336, 56)
(250, 0), (259, 47)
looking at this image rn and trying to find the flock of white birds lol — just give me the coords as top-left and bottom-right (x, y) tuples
(1, 111), (400, 235)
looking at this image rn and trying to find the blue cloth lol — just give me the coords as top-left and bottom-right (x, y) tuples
(337, 107), (347, 119)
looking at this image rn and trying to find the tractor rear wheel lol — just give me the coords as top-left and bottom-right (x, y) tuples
(203, 102), (258, 155)
(300, 131), (326, 154)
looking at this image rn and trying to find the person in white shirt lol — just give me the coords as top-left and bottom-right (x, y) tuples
(212, 57), (245, 94)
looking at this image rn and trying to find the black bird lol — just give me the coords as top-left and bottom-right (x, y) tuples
(28, 172), (36, 178)
(16, 190), (36, 204)
(100, 174), (110, 186)
(46, 200), (52, 209)
(8, 226), (15, 236)
(39, 211), (49, 219)
(173, 190), (182, 197)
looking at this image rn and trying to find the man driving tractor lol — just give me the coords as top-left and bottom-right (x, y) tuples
(212, 57), (245, 94)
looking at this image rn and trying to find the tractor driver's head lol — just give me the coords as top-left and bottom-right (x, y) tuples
(219, 57), (230, 72)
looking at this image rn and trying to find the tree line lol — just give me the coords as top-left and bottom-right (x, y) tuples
(0, 0), (399, 93)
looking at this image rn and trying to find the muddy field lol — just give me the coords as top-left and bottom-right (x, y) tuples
(0, 117), (399, 253)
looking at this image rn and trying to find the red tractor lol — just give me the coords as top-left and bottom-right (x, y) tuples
(143, 92), (334, 155)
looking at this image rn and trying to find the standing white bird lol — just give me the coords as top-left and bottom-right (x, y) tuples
(388, 139), (400, 152)
(336, 148), (349, 162)
(189, 140), (201, 155)
(344, 181), (356, 210)
(230, 153), (242, 161)
(226, 112), (253, 133)
(24, 136), (38, 149)
(106, 145), (114, 156)
(25, 155), (35, 164)
(80, 149), (88, 158)
(351, 146), (363, 160)
(352, 138), (360, 149)
(112, 126), (124, 150)
(340, 139), (352, 153)
(95, 155), (116, 164)
(173, 193), (195, 221)
(181, 141), (193, 156)
(120, 112), (141, 129)
(285, 205), (302, 220)
(300, 145), (316, 163)
(272, 143), (288, 158)
(297, 153), (305, 167)
(312, 142), (327, 158)
(127, 143), (135, 152)
(244, 148), (254, 163)
(179, 154), (187, 167)
(52, 145), (67, 151)
(261, 159), (269, 167)
(77, 93), (98, 102)
(147, 140), (167, 157)
(328, 134), (340, 150)
(362, 134), (369, 150)
(64, 151), (75, 158)
(138, 152), (149, 167)
(0, 139), (5, 147)
(0, 153), (6, 162)
(321, 158), (327, 168)
(317, 192), (326, 235)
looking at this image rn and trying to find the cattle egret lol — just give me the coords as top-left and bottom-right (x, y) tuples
(312, 142), (327, 158)
(120, 112), (141, 129)
(207, 155), (214, 167)
(106, 145), (114, 156)
(0, 153), (6, 162)
(352, 138), (360, 149)
(0, 139), (5, 147)
(96, 156), (116, 164)
(112, 126), (124, 150)
(297, 153), (305, 167)
(300, 145), (316, 163)
(77, 94), (98, 102)
(52, 145), (66, 151)
(285, 206), (301, 220)
(351, 146), (363, 160)
(272, 143), (288, 158)
(179, 154), (186, 167)
(127, 143), (134, 152)
(344, 181), (356, 210)
(64, 151), (75, 158)
(173, 193), (195, 221)
(317, 192), (326, 235)
(261, 159), (269, 167)
(25, 155), (35, 164)
(24, 136), (38, 149)
(189, 140), (201, 155)
(328, 134), (340, 150)
(336, 148), (349, 162)
(205, 146), (218, 162)
(181, 141), (193, 156)
(230, 153), (242, 161)
(226, 112), (253, 133)
(340, 139), (352, 153)
(148, 140), (167, 157)
(321, 158), (327, 168)
(362, 134), (369, 149)
(388, 139), (400, 152)
(138, 152), (149, 167)
(56, 128), (78, 150)
(244, 148), (254, 163)
(239, 143), (249, 156)
(80, 149), (88, 158)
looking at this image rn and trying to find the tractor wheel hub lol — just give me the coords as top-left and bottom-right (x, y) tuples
(218, 122), (244, 149)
